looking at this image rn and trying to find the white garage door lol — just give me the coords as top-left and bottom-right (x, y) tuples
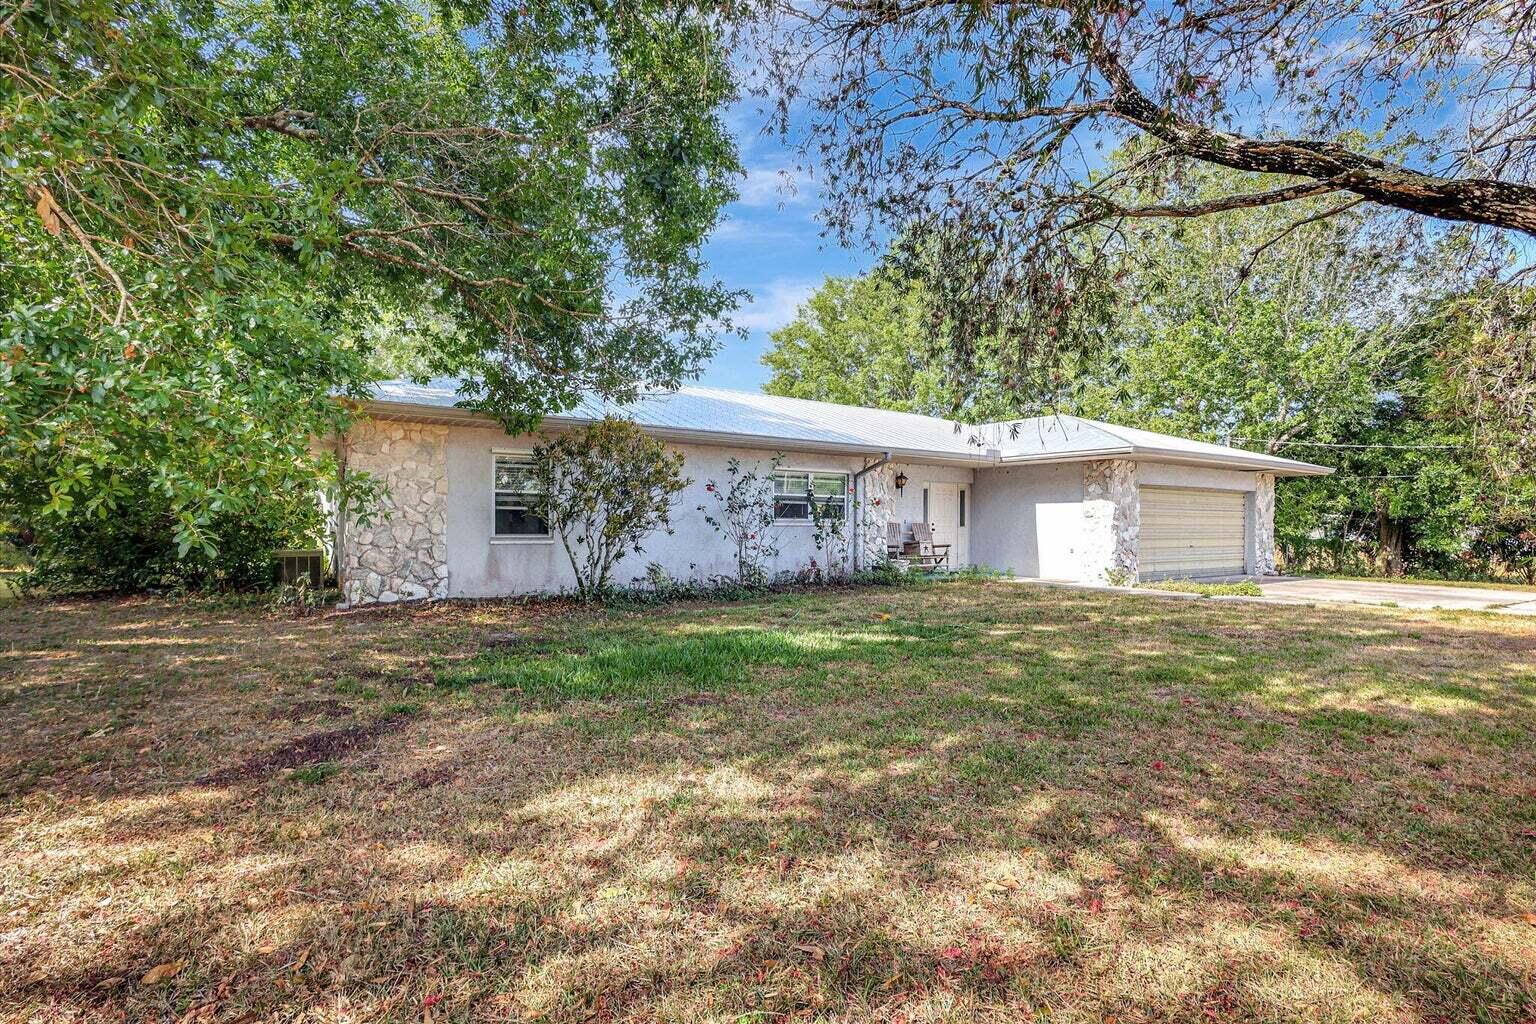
(1139, 487), (1247, 579)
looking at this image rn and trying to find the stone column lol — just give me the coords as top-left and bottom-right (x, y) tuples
(338, 419), (450, 606)
(1251, 472), (1277, 575)
(855, 463), (897, 570)
(1081, 459), (1139, 585)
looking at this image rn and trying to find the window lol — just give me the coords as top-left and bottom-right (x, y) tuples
(493, 454), (548, 537)
(922, 486), (929, 523)
(772, 469), (849, 522)
(959, 488), (966, 527)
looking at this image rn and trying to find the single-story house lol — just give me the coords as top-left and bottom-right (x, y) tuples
(333, 379), (1331, 605)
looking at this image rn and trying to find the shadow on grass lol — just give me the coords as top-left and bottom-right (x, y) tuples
(4, 584), (1536, 1022)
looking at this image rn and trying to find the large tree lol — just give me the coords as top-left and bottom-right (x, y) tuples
(762, 274), (977, 417)
(2, 0), (739, 555)
(754, 0), (1536, 397)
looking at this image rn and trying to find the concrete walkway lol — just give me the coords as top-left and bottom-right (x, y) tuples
(1249, 576), (1536, 614)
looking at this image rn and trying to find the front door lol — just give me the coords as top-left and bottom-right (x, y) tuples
(927, 483), (968, 568)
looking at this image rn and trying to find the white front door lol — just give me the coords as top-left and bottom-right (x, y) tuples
(927, 483), (969, 567)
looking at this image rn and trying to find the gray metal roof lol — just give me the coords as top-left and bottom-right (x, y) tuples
(368, 378), (1331, 476)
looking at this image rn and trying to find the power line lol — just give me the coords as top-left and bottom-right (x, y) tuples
(1230, 438), (1464, 450)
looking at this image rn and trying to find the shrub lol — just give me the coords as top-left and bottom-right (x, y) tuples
(698, 457), (781, 588)
(531, 418), (689, 601)
(11, 477), (323, 594)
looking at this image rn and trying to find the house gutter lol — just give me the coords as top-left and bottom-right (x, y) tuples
(851, 452), (892, 572)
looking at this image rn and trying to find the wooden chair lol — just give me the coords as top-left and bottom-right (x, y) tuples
(885, 521), (905, 560)
(907, 522), (951, 571)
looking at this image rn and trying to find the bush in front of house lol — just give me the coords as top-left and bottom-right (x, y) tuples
(697, 456), (783, 589)
(530, 418), (690, 602)
(9, 477), (323, 595)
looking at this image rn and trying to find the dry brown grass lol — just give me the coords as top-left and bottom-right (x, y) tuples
(2, 582), (1534, 1023)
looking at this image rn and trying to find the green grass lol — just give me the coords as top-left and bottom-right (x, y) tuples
(444, 619), (967, 703)
(1138, 577), (1264, 597)
(3, 582), (1535, 1023)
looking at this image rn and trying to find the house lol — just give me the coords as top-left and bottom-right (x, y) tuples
(334, 379), (1331, 605)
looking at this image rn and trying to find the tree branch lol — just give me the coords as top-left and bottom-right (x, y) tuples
(1086, 23), (1536, 234)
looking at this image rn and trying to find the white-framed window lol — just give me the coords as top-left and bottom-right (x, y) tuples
(772, 469), (849, 523)
(493, 453), (549, 538)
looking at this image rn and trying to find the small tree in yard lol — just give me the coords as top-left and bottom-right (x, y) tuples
(699, 457), (781, 588)
(531, 419), (688, 601)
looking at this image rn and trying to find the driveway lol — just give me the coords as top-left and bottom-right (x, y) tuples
(1250, 576), (1536, 614)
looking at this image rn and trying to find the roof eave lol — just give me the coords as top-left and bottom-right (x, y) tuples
(995, 445), (1137, 466)
(361, 398), (998, 465)
(996, 443), (1331, 476)
(1125, 445), (1334, 476)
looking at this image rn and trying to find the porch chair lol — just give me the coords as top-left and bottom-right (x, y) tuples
(908, 522), (952, 572)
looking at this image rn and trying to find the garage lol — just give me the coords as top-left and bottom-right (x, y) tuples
(1138, 486), (1247, 579)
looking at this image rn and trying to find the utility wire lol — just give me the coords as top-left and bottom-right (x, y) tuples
(1230, 438), (1464, 450)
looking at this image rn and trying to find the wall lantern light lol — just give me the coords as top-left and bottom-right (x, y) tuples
(894, 471), (908, 494)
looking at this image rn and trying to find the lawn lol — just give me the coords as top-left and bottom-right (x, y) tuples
(2, 581), (1534, 1023)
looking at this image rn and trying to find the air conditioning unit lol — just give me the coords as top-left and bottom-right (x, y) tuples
(272, 549), (324, 588)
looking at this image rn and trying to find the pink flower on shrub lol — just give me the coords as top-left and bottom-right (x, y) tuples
(705, 483), (715, 492)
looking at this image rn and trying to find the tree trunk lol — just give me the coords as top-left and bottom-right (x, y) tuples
(1376, 507), (1405, 577)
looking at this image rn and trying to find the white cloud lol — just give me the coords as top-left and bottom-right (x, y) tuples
(708, 217), (800, 244)
(734, 278), (818, 331)
(737, 165), (815, 207)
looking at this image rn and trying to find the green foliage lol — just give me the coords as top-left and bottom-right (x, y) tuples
(530, 418), (689, 601)
(765, 274), (981, 417)
(1, 0), (739, 568)
(697, 457), (782, 588)
(764, 157), (1527, 579)
(16, 476), (323, 594)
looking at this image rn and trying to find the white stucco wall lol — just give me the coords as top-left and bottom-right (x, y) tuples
(342, 414), (1283, 600)
(971, 460), (1270, 582)
(969, 463), (1085, 578)
(1135, 463), (1257, 491)
(443, 424), (876, 598)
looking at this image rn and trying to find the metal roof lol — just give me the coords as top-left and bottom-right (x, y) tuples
(367, 378), (1332, 476)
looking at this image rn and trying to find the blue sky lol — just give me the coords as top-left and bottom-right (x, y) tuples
(693, 104), (865, 392)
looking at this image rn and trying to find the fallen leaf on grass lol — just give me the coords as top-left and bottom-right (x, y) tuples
(794, 944), (827, 961)
(141, 961), (185, 985)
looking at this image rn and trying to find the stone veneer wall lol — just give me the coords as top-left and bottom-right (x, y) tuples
(1252, 472), (1277, 575)
(1081, 459), (1139, 584)
(339, 420), (450, 606)
(856, 463), (897, 569)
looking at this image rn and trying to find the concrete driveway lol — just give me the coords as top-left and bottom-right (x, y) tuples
(1250, 576), (1536, 614)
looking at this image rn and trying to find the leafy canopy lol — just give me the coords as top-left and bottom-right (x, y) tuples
(762, 275), (981, 418)
(1, 0), (740, 556)
(752, 0), (1536, 397)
